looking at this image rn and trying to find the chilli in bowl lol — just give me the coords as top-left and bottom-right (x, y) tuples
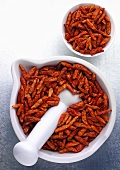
(64, 4), (111, 56)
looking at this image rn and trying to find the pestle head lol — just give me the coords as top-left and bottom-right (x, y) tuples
(13, 141), (38, 166)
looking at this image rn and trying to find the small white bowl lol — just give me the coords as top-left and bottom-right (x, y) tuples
(10, 56), (116, 163)
(61, 3), (115, 57)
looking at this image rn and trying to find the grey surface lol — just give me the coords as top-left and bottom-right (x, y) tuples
(0, 0), (120, 170)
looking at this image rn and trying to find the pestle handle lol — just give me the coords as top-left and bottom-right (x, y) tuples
(13, 102), (66, 166)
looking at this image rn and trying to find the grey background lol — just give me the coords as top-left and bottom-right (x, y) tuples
(0, 0), (120, 170)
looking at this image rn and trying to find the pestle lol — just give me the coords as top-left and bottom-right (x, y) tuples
(13, 89), (80, 166)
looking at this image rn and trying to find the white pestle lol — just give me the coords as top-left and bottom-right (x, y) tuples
(13, 89), (80, 166)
